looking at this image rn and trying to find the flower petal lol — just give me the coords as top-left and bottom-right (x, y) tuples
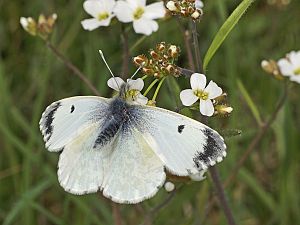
(190, 73), (206, 90)
(133, 18), (158, 35)
(205, 80), (222, 99)
(107, 77), (125, 91)
(200, 99), (214, 116)
(128, 0), (146, 7)
(127, 78), (144, 91)
(114, 1), (134, 22)
(278, 58), (294, 77)
(288, 51), (300, 68)
(290, 75), (300, 84)
(135, 93), (148, 105)
(195, 0), (204, 9)
(81, 18), (102, 30)
(81, 17), (113, 30)
(180, 89), (198, 106)
(103, 0), (116, 12)
(144, 2), (166, 19)
(83, 0), (106, 18)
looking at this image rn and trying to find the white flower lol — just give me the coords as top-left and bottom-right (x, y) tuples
(195, 0), (204, 9)
(113, 0), (166, 36)
(81, 0), (116, 31)
(180, 73), (223, 117)
(278, 50), (300, 84)
(189, 170), (206, 181)
(107, 77), (148, 105)
(164, 181), (175, 192)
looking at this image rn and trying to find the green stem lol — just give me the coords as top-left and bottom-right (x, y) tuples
(152, 77), (166, 101)
(143, 79), (159, 96)
(141, 75), (148, 80)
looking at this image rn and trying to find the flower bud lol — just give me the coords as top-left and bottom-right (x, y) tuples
(215, 105), (233, 116)
(142, 67), (153, 75)
(20, 17), (37, 36)
(166, 1), (178, 12)
(156, 42), (166, 52)
(191, 10), (202, 20)
(168, 45), (179, 58)
(164, 181), (175, 192)
(133, 55), (148, 66)
(261, 59), (284, 80)
(150, 50), (159, 60)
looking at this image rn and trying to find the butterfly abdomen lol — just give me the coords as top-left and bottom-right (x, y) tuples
(93, 98), (131, 148)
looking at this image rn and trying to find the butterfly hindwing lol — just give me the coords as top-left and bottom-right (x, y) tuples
(57, 123), (113, 194)
(39, 96), (109, 151)
(132, 105), (227, 176)
(102, 127), (165, 204)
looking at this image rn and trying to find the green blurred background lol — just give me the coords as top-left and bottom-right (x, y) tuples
(1, 0), (300, 224)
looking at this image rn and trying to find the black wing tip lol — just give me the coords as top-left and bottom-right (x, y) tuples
(39, 101), (61, 142)
(193, 128), (227, 170)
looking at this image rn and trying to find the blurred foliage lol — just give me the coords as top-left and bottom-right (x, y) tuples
(1, 0), (300, 224)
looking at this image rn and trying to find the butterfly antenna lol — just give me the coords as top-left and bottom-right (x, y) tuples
(131, 62), (145, 79)
(98, 50), (120, 89)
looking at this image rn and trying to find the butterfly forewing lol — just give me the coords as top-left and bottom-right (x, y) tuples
(39, 96), (109, 151)
(132, 105), (227, 176)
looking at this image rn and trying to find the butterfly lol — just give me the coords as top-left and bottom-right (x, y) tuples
(39, 52), (227, 204)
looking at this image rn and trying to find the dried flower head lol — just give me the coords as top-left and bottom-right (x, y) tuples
(133, 42), (181, 78)
(20, 14), (57, 40)
(166, 0), (203, 20)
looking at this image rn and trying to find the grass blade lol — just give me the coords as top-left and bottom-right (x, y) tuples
(203, 0), (255, 70)
(237, 79), (263, 126)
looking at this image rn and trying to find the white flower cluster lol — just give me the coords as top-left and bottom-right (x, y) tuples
(278, 50), (300, 84)
(81, 0), (166, 36)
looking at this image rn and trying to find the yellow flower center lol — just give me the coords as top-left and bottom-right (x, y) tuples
(294, 67), (300, 75)
(194, 89), (209, 100)
(125, 89), (139, 101)
(97, 12), (109, 21)
(133, 7), (145, 20)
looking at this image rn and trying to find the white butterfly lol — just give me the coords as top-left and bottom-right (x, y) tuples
(39, 52), (227, 204)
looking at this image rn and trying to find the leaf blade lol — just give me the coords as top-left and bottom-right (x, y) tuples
(203, 0), (255, 70)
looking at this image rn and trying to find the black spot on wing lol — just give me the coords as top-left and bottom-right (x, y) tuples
(178, 125), (185, 133)
(193, 128), (225, 169)
(44, 102), (61, 140)
(70, 105), (75, 113)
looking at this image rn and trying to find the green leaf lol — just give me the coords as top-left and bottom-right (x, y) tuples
(237, 79), (263, 126)
(203, 0), (255, 70)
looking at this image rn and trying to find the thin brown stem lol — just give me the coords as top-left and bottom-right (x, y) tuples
(189, 19), (235, 225)
(202, 82), (288, 224)
(112, 203), (123, 225)
(141, 186), (180, 225)
(224, 82), (288, 187)
(121, 26), (129, 79)
(191, 21), (203, 73)
(209, 167), (236, 225)
(176, 18), (195, 71)
(46, 41), (100, 96)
